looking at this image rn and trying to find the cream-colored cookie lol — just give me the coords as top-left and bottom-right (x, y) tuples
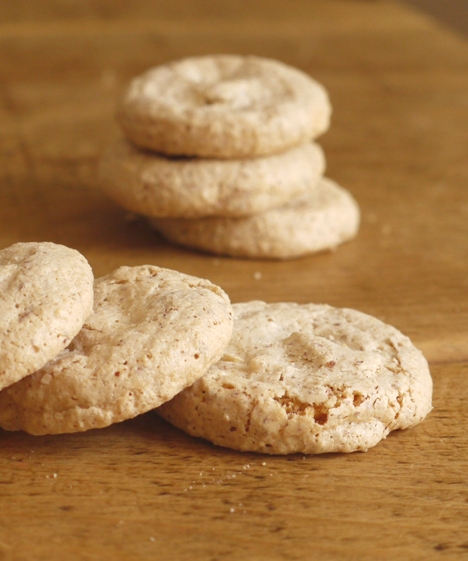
(99, 139), (325, 219)
(0, 242), (94, 391)
(117, 55), (331, 158)
(150, 177), (360, 259)
(158, 301), (433, 455)
(0, 265), (233, 435)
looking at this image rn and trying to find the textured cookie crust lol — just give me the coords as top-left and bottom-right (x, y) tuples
(150, 177), (360, 259)
(117, 55), (331, 158)
(0, 266), (233, 435)
(99, 139), (325, 219)
(158, 301), (433, 455)
(0, 242), (94, 391)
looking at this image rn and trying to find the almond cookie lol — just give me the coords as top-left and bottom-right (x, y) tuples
(150, 177), (360, 259)
(99, 139), (325, 219)
(158, 301), (433, 455)
(117, 55), (331, 158)
(0, 242), (94, 391)
(0, 265), (233, 435)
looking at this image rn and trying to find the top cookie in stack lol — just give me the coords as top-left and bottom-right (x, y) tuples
(116, 54), (330, 158)
(100, 54), (360, 259)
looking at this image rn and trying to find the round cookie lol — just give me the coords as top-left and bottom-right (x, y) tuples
(158, 301), (433, 455)
(149, 177), (360, 260)
(99, 139), (325, 219)
(117, 55), (332, 158)
(0, 242), (94, 391)
(0, 265), (233, 435)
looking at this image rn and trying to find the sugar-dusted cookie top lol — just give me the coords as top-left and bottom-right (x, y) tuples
(158, 301), (432, 455)
(0, 265), (233, 435)
(0, 242), (94, 391)
(99, 139), (325, 219)
(150, 177), (360, 259)
(117, 55), (331, 158)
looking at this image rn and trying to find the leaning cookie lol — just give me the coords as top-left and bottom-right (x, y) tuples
(0, 266), (233, 435)
(149, 177), (360, 259)
(117, 54), (331, 158)
(158, 301), (433, 455)
(99, 139), (325, 219)
(0, 242), (94, 391)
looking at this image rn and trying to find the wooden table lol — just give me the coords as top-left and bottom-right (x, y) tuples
(1, 1), (468, 559)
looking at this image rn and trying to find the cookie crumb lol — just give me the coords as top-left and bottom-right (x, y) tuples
(41, 374), (53, 385)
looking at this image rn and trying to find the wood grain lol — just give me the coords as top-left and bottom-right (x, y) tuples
(1, 363), (467, 560)
(0, 1), (467, 559)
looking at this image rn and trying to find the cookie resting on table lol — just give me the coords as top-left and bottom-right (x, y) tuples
(149, 177), (360, 259)
(0, 242), (94, 391)
(0, 265), (233, 435)
(158, 301), (432, 455)
(99, 139), (325, 219)
(117, 54), (331, 158)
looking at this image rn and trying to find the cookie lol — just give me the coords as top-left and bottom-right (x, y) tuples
(99, 139), (325, 219)
(0, 242), (94, 391)
(158, 301), (433, 455)
(117, 55), (331, 158)
(0, 265), (233, 435)
(149, 177), (360, 259)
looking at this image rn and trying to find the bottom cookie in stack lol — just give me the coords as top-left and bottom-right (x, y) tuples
(149, 177), (360, 260)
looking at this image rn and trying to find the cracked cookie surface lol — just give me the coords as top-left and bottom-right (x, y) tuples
(158, 301), (432, 454)
(0, 242), (94, 391)
(0, 265), (233, 435)
(117, 54), (331, 158)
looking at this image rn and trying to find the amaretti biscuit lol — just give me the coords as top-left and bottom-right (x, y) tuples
(117, 54), (331, 158)
(99, 139), (325, 219)
(149, 177), (360, 259)
(158, 301), (433, 455)
(0, 242), (94, 391)
(0, 265), (233, 435)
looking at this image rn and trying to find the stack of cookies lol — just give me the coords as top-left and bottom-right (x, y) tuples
(99, 54), (360, 259)
(0, 241), (432, 455)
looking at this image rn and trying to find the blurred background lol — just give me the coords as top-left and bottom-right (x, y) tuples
(405, 0), (468, 35)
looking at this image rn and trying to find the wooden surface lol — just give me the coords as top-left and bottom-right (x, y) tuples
(1, 1), (468, 559)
